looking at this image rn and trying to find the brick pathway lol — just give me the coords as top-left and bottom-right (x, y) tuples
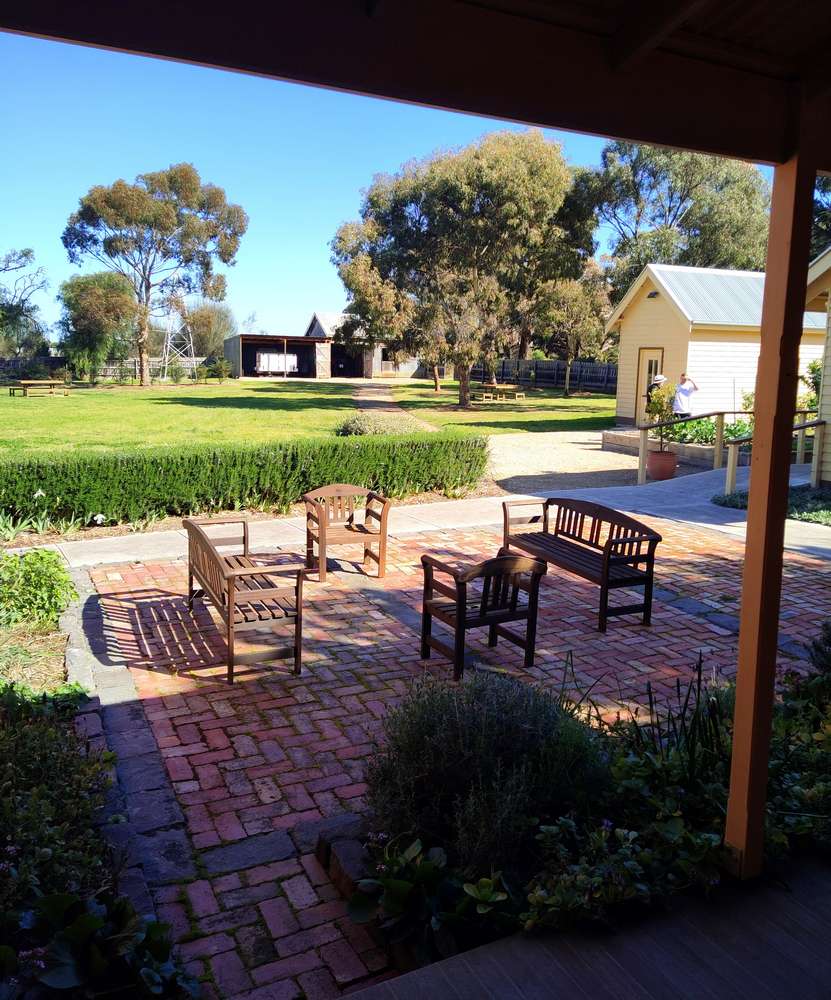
(86, 518), (831, 999)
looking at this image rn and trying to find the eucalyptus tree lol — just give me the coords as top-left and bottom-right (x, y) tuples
(62, 163), (248, 384)
(582, 142), (771, 301)
(332, 130), (593, 405)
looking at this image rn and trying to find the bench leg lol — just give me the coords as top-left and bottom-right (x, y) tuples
(488, 624), (498, 647)
(226, 616), (235, 684)
(187, 571), (194, 610)
(420, 609), (432, 659)
(377, 534), (387, 579)
(453, 626), (466, 682)
(642, 575), (654, 626)
(317, 538), (327, 583)
(525, 600), (539, 669)
(598, 583), (609, 633)
(293, 613), (303, 676)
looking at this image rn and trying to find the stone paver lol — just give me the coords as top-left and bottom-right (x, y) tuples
(83, 517), (831, 997)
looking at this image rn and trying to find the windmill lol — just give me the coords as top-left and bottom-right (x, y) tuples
(161, 301), (196, 378)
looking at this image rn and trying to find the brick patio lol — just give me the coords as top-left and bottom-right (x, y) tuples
(86, 517), (831, 999)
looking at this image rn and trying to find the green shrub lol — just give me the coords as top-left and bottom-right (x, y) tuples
(211, 358), (231, 382)
(366, 672), (607, 872)
(0, 550), (76, 629)
(0, 433), (487, 525)
(194, 363), (209, 383)
(335, 412), (424, 436)
(663, 417), (753, 445)
(167, 359), (185, 384)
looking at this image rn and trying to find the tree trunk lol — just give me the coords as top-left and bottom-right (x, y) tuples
(432, 364), (441, 392)
(564, 360), (572, 397)
(517, 330), (530, 360)
(137, 297), (151, 387)
(458, 365), (472, 408)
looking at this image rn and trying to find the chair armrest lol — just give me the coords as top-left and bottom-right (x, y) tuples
(420, 554), (463, 579)
(303, 498), (324, 528)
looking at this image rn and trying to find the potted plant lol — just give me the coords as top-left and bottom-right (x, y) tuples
(645, 382), (678, 480)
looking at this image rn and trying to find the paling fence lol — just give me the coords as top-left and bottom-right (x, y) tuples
(470, 358), (617, 391)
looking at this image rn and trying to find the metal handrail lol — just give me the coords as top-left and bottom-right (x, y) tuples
(723, 418), (826, 493)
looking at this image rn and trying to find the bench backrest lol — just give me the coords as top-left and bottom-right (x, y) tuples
(183, 519), (228, 605)
(547, 498), (655, 552)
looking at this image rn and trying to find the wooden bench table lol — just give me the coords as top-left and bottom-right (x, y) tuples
(9, 379), (70, 397)
(502, 498), (661, 631)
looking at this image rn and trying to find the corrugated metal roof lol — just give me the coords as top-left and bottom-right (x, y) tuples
(649, 264), (826, 329)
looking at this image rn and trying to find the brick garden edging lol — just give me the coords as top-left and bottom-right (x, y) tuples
(63, 567), (194, 917)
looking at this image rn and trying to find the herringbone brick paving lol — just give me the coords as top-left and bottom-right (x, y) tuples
(88, 517), (831, 999)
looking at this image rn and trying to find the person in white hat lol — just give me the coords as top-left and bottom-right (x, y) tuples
(645, 372), (667, 407)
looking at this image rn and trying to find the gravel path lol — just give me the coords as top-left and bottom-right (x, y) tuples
(488, 430), (700, 493)
(352, 383), (436, 430)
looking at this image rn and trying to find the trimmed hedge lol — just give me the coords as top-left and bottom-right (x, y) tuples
(0, 432), (488, 525)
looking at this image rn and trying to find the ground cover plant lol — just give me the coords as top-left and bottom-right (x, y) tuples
(391, 381), (615, 434)
(0, 685), (197, 998)
(713, 483), (831, 526)
(352, 642), (831, 963)
(0, 381), (357, 455)
(0, 433), (487, 526)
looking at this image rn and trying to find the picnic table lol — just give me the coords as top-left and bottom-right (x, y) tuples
(9, 379), (70, 397)
(471, 382), (526, 402)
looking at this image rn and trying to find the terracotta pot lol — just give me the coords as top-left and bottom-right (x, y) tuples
(647, 448), (678, 480)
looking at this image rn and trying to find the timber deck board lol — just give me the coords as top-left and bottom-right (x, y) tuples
(351, 860), (831, 1000)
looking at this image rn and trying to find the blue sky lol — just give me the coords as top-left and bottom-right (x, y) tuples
(1, 32), (613, 336)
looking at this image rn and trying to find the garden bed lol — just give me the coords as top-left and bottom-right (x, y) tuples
(713, 483), (831, 526)
(345, 641), (831, 969)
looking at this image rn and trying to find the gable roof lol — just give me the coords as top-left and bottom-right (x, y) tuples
(807, 246), (831, 300)
(304, 311), (347, 339)
(606, 263), (827, 333)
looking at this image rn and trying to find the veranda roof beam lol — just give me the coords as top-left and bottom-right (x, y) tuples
(610, 0), (712, 72)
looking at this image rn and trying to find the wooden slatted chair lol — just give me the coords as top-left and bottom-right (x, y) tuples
(303, 484), (391, 582)
(183, 517), (305, 684)
(420, 549), (547, 680)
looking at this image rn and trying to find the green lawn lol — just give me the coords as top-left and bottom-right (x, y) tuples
(0, 381), (357, 455)
(391, 381), (616, 434)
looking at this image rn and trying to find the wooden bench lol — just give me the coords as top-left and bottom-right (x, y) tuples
(421, 549), (547, 679)
(303, 484), (391, 582)
(9, 379), (70, 397)
(502, 498), (661, 632)
(183, 517), (305, 683)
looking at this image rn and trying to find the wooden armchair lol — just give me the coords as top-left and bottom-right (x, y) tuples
(420, 549), (547, 680)
(183, 517), (305, 684)
(303, 484), (391, 582)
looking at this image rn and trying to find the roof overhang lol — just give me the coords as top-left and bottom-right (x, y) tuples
(806, 247), (831, 306)
(3, 2), (831, 172)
